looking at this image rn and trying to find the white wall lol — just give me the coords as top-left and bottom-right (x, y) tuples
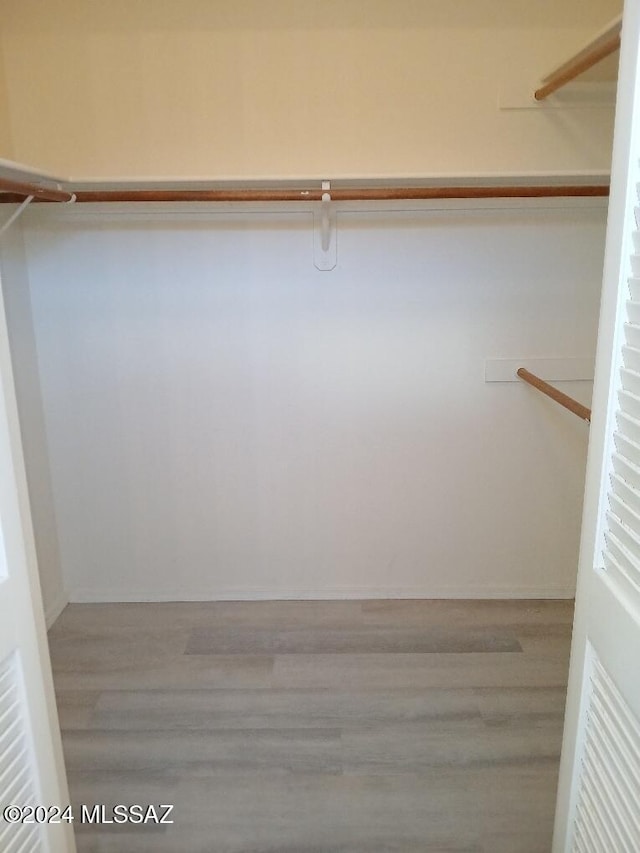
(0, 39), (13, 159)
(0, 228), (66, 624)
(0, 0), (620, 178)
(14, 200), (606, 602)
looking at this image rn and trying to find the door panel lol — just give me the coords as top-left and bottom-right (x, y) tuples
(0, 257), (74, 852)
(554, 1), (640, 849)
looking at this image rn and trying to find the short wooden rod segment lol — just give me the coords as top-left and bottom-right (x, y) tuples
(534, 29), (621, 100)
(517, 368), (591, 422)
(0, 176), (74, 203)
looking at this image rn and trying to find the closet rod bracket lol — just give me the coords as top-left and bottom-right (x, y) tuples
(314, 180), (337, 271)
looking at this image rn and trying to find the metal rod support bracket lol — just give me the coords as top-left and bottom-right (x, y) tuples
(314, 180), (337, 271)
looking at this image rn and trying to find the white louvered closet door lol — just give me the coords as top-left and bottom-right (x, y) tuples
(553, 1), (640, 851)
(0, 254), (74, 851)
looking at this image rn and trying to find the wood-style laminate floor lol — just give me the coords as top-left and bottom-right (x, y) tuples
(48, 599), (574, 853)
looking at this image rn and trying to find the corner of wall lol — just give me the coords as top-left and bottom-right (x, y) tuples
(44, 588), (69, 629)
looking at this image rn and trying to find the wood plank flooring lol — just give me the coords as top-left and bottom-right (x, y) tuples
(48, 599), (574, 853)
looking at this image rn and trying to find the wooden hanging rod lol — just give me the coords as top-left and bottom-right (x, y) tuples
(0, 184), (610, 204)
(0, 176), (74, 203)
(517, 368), (591, 422)
(534, 16), (622, 101)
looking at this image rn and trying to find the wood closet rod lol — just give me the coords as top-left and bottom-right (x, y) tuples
(534, 25), (621, 100)
(72, 185), (611, 202)
(517, 368), (591, 422)
(0, 176), (74, 203)
(0, 185), (610, 204)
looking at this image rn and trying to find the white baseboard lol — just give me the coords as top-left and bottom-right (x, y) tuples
(69, 583), (576, 603)
(44, 588), (69, 628)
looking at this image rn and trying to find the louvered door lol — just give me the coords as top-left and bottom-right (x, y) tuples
(0, 656), (47, 853)
(607, 342), (640, 599)
(572, 657), (640, 851)
(0, 254), (74, 852)
(553, 1), (640, 850)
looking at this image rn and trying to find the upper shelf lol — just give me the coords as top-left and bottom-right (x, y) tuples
(534, 13), (622, 100)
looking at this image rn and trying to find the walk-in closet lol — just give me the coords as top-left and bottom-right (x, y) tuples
(1, 2), (639, 852)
